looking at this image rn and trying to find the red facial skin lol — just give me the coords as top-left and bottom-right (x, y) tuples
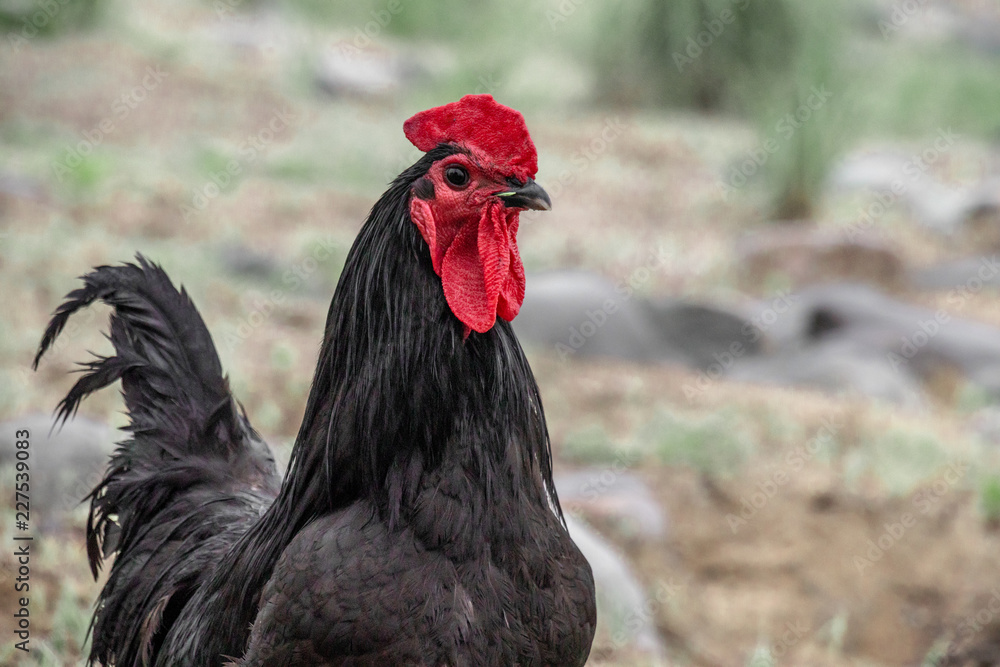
(409, 148), (526, 336)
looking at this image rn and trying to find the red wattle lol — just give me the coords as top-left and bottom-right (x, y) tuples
(410, 199), (525, 334)
(496, 215), (524, 322)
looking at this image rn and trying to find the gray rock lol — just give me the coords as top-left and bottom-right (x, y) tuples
(728, 336), (927, 407)
(563, 514), (666, 659)
(829, 149), (1000, 236)
(556, 470), (667, 540)
(515, 270), (758, 368)
(736, 282), (1000, 400)
(869, 1), (1000, 55)
(218, 242), (282, 280)
(0, 171), (46, 202)
(514, 270), (670, 363)
(965, 175), (1000, 222)
(0, 414), (114, 531)
(909, 255), (1000, 290)
(645, 298), (762, 371)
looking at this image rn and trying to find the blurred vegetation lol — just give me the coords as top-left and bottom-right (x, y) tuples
(980, 474), (1000, 525)
(0, 0), (103, 36)
(6, 0), (1000, 220)
(562, 423), (621, 465)
(639, 408), (756, 475)
(281, 0), (842, 217)
(845, 427), (951, 495)
(586, 0), (799, 111)
(274, 0), (1000, 219)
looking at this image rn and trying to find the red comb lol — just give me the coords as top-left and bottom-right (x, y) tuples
(404, 94), (538, 182)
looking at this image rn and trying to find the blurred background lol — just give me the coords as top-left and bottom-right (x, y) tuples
(2, 0), (1000, 664)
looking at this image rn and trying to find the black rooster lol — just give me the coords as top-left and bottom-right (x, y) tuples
(35, 95), (597, 666)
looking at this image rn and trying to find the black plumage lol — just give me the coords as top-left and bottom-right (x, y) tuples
(35, 144), (596, 666)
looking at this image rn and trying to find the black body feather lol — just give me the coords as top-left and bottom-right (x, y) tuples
(36, 145), (596, 666)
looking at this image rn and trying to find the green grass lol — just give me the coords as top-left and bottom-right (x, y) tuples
(844, 427), (953, 495)
(979, 475), (1000, 524)
(854, 41), (1000, 140)
(639, 408), (757, 475)
(0, 0), (105, 36)
(562, 423), (622, 465)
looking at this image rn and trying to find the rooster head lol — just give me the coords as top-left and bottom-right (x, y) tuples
(404, 94), (550, 335)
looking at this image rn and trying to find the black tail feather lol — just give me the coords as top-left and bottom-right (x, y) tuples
(35, 255), (239, 447)
(35, 255), (279, 666)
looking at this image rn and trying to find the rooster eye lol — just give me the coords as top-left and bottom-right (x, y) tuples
(444, 165), (470, 189)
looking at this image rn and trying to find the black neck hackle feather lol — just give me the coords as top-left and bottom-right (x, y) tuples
(36, 144), (565, 665)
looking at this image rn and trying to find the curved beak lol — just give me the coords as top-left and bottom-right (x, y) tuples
(497, 179), (552, 211)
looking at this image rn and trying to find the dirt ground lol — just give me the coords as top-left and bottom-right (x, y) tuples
(3, 3), (1000, 665)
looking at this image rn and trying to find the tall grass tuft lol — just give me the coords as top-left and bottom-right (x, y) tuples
(587, 0), (799, 112)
